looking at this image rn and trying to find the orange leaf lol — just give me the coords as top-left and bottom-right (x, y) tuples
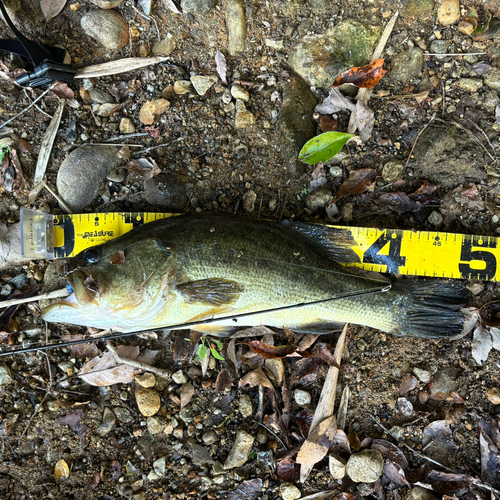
(331, 168), (377, 203)
(247, 341), (296, 359)
(333, 59), (387, 89)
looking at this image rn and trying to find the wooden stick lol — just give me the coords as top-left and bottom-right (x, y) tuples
(0, 288), (69, 310)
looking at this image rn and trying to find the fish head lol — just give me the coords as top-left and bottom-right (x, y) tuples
(42, 238), (176, 330)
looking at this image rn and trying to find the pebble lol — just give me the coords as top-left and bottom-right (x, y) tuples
(223, 102), (235, 113)
(0, 365), (12, 385)
(172, 370), (188, 384)
(203, 430), (218, 445)
(406, 486), (441, 500)
(81, 9), (129, 50)
(413, 367), (431, 384)
(230, 84), (249, 101)
(191, 444), (214, 465)
(235, 99), (256, 128)
(174, 80), (191, 95)
(467, 282), (485, 295)
(223, 430), (255, 469)
(120, 118), (136, 134)
(280, 483), (301, 500)
(458, 78), (483, 93)
(437, 0), (460, 26)
(239, 394), (253, 418)
(114, 407), (134, 424)
(135, 372), (156, 388)
(97, 103), (121, 117)
(427, 211), (443, 227)
(89, 88), (115, 104)
(486, 387), (500, 405)
(243, 189), (257, 212)
(91, 0), (123, 7)
(294, 389), (312, 406)
(56, 146), (122, 211)
(139, 99), (169, 125)
(153, 457), (166, 476)
(390, 48), (424, 83)
(144, 173), (189, 210)
(265, 38), (284, 50)
(47, 400), (61, 411)
(147, 416), (166, 435)
(404, 0), (434, 20)
(396, 397), (414, 417)
(135, 387), (161, 417)
(226, 0), (246, 56)
(152, 34), (177, 56)
(428, 368), (457, 400)
(222, 88), (232, 104)
(179, 407), (194, 423)
(181, 0), (214, 15)
(346, 449), (384, 483)
(429, 40), (449, 59)
(484, 68), (500, 92)
(382, 160), (405, 182)
(96, 407), (116, 436)
(190, 75), (218, 96)
(107, 167), (127, 183)
(329, 454), (347, 479)
(305, 187), (332, 211)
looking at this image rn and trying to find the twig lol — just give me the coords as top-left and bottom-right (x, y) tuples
(257, 385), (265, 422)
(132, 139), (183, 157)
(82, 143), (143, 147)
(23, 88), (52, 119)
(0, 83), (57, 130)
(252, 419), (288, 451)
(107, 132), (150, 141)
(41, 180), (73, 214)
(106, 341), (171, 379)
(405, 115), (435, 171)
(424, 52), (486, 56)
(0, 288), (69, 310)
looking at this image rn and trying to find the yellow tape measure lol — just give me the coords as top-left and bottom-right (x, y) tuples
(20, 209), (498, 281)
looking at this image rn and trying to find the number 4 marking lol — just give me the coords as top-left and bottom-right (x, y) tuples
(363, 232), (406, 274)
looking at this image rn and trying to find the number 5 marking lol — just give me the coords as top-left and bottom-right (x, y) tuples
(459, 237), (497, 280)
(363, 231), (406, 274)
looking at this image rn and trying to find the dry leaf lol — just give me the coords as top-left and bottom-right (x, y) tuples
(472, 325), (492, 365)
(51, 83), (74, 100)
(41, 0), (67, 21)
(355, 99), (375, 142)
(247, 341), (296, 359)
(333, 59), (387, 89)
(215, 50), (228, 85)
(124, 158), (161, 178)
(332, 169), (376, 203)
(315, 87), (356, 115)
(75, 57), (169, 79)
(215, 368), (234, 392)
(180, 382), (194, 409)
(238, 367), (274, 389)
(54, 459), (70, 484)
(163, 0), (181, 14)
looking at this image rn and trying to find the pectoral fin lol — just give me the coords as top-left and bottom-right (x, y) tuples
(190, 325), (240, 337)
(177, 278), (243, 306)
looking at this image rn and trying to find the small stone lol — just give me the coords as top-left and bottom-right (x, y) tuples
(91, 0), (122, 7)
(484, 68), (500, 93)
(429, 40), (449, 59)
(457, 78), (483, 93)
(427, 211), (443, 227)
(191, 444), (214, 465)
(382, 160), (405, 182)
(120, 118), (135, 134)
(223, 430), (255, 469)
(428, 368), (457, 401)
(305, 187), (332, 211)
(341, 203), (353, 222)
(0, 365), (12, 385)
(346, 449), (384, 483)
(148, 416), (166, 435)
(47, 400), (61, 411)
(235, 99), (256, 128)
(294, 389), (311, 406)
(390, 48), (424, 83)
(329, 454), (347, 479)
(162, 86), (175, 99)
(152, 34), (176, 55)
(174, 80), (191, 95)
(96, 407), (116, 436)
(107, 167), (127, 183)
(230, 85), (249, 101)
(467, 282), (485, 296)
(280, 483), (301, 500)
(144, 173), (188, 210)
(179, 407), (194, 423)
(148, 470), (160, 481)
(190, 75), (218, 96)
(153, 457), (166, 476)
(181, 0), (214, 15)
(265, 39), (284, 50)
(222, 88), (232, 104)
(486, 388), (500, 405)
(397, 397), (414, 417)
(114, 407), (134, 424)
(269, 199), (278, 211)
(243, 189), (257, 212)
(81, 9), (129, 50)
(239, 394), (253, 418)
(172, 370), (187, 384)
(135, 387), (161, 417)
(405, 485), (441, 500)
(226, 0), (246, 56)
(437, 0), (460, 26)
(413, 367), (431, 384)
(135, 372), (156, 388)
(89, 88), (115, 104)
(203, 430), (218, 445)
(223, 102), (235, 113)
(139, 99), (169, 125)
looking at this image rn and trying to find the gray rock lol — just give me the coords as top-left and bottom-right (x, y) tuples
(390, 48), (424, 83)
(153, 457), (166, 476)
(181, 0), (214, 15)
(191, 444), (214, 465)
(276, 74), (317, 174)
(147, 416), (166, 435)
(223, 430), (255, 469)
(203, 430), (218, 445)
(190, 75), (218, 96)
(172, 370), (187, 384)
(412, 125), (486, 187)
(96, 407), (116, 436)
(403, 0), (435, 21)
(144, 173), (188, 210)
(305, 187), (332, 211)
(428, 367), (457, 400)
(222, 88), (232, 104)
(81, 10), (129, 50)
(405, 485), (440, 500)
(0, 365), (12, 385)
(294, 389), (311, 405)
(89, 88), (115, 104)
(458, 78), (483, 92)
(288, 20), (381, 87)
(231, 84), (249, 101)
(91, 0), (123, 8)
(413, 367), (431, 384)
(114, 407), (134, 424)
(397, 397), (414, 417)
(280, 483), (301, 500)
(484, 68), (500, 92)
(179, 407), (194, 423)
(346, 449), (384, 483)
(382, 160), (405, 182)
(56, 146), (122, 211)
(427, 211), (443, 227)
(107, 167), (127, 183)
(482, 90), (500, 113)
(238, 394), (253, 418)
(226, 0), (246, 56)
(429, 40), (449, 59)
(152, 34), (177, 56)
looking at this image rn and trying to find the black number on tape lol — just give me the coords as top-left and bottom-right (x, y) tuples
(459, 237), (497, 280)
(363, 231), (406, 274)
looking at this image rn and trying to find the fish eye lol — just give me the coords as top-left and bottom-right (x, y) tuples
(84, 249), (100, 264)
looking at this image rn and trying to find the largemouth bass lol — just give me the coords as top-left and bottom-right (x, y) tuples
(42, 213), (468, 338)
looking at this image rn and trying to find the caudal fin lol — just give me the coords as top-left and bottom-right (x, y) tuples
(390, 279), (469, 339)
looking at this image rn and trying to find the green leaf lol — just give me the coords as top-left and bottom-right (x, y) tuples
(0, 145), (10, 162)
(213, 339), (224, 350)
(198, 344), (207, 359)
(210, 348), (225, 361)
(298, 132), (354, 165)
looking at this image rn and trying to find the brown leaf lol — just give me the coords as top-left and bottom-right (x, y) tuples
(51, 82), (75, 100)
(62, 334), (101, 359)
(124, 158), (161, 178)
(291, 355), (326, 386)
(377, 192), (422, 214)
(145, 126), (161, 138)
(319, 115), (339, 132)
(239, 367), (274, 389)
(333, 59), (387, 89)
(347, 428), (361, 451)
(329, 429), (351, 458)
(215, 368), (234, 392)
(247, 341), (296, 359)
(180, 382), (195, 409)
(110, 251), (126, 266)
(276, 456), (301, 482)
(332, 168), (376, 203)
(425, 470), (474, 495)
(317, 344), (340, 368)
(399, 373), (418, 396)
(0, 414), (18, 436)
(479, 300), (500, 327)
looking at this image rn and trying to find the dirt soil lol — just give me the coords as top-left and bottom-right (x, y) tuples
(1, 0), (500, 498)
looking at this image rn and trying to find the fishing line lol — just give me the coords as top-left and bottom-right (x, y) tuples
(0, 284), (390, 357)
